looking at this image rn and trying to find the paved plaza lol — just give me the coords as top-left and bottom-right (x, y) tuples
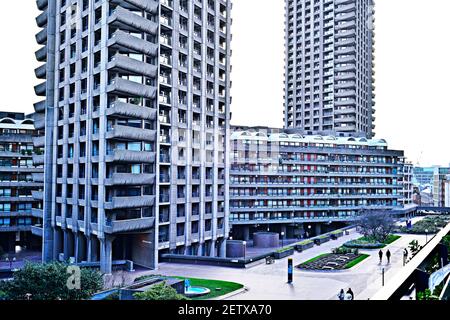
(132, 228), (428, 300)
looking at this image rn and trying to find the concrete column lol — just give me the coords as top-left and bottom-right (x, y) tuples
(100, 236), (113, 274)
(243, 226), (250, 241)
(53, 229), (63, 260)
(219, 239), (226, 258)
(315, 224), (322, 237)
(209, 240), (216, 257)
(86, 236), (92, 262)
(76, 234), (86, 263)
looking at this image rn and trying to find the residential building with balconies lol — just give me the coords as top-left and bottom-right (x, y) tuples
(33, 0), (232, 273)
(0, 112), (43, 254)
(284, 0), (376, 138)
(229, 126), (406, 241)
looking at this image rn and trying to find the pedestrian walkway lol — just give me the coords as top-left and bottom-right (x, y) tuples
(138, 228), (430, 300)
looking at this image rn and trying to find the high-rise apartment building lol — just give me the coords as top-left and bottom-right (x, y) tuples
(284, 0), (375, 138)
(33, 0), (232, 273)
(0, 112), (43, 254)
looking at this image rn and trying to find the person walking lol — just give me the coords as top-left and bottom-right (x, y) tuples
(345, 288), (354, 300)
(378, 249), (383, 264)
(386, 249), (391, 264)
(337, 289), (345, 301)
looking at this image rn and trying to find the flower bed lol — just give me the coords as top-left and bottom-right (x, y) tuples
(343, 235), (400, 249)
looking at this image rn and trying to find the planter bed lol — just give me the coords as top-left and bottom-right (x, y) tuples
(314, 235), (331, 245)
(298, 253), (369, 271)
(330, 231), (344, 240)
(294, 240), (314, 252)
(273, 247), (295, 259)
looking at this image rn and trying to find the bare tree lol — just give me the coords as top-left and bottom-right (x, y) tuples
(357, 210), (395, 242)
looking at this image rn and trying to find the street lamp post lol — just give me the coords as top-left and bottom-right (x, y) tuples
(425, 229), (428, 243)
(243, 241), (247, 261)
(281, 232), (285, 248)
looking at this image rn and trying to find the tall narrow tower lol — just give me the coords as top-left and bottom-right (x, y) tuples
(284, 0), (375, 138)
(33, 0), (232, 273)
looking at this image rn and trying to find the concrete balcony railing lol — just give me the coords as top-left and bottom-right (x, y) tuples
(108, 30), (158, 56)
(32, 172), (44, 182)
(105, 217), (155, 234)
(34, 81), (46, 96)
(32, 190), (44, 201)
(35, 45), (47, 62)
(108, 54), (157, 78)
(107, 77), (157, 99)
(33, 135), (45, 148)
(106, 149), (156, 163)
(106, 101), (156, 120)
(120, 0), (159, 14)
(35, 27), (47, 45)
(104, 195), (155, 210)
(109, 6), (158, 35)
(105, 173), (156, 186)
(36, 9), (48, 27)
(31, 208), (44, 219)
(34, 100), (46, 113)
(36, 0), (48, 10)
(33, 154), (45, 165)
(106, 125), (157, 142)
(35, 64), (47, 79)
(31, 225), (43, 237)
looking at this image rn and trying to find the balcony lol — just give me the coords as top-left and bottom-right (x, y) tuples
(104, 195), (155, 210)
(107, 77), (156, 99)
(36, 0), (48, 10)
(35, 27), (47, 44)
(33, 154), (45, 165)
(106, 100), (157, 120)
(105, 173), (156, 186)
(105, 217), (155, 234)
(120, 0), (159, 14)
(106, 125), (157, 142)
(108, 30), (158, 56)
(36, 9), (48, 27)
(34, 82), (46, 96)
(35, 64), (46, 79)
(108, 54), (157, 78)
(34, 100), (46, 113)
(106, 149), (156, 163)
(33, 135), (45, 148)
(31, 208), (44, 219)
(31, 225), (43, 237)
(32, 172), (44, 183)
(109, 6), (158, 35)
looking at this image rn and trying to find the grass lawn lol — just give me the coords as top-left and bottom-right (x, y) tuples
(299, 254), (329, 266)
(173, 277), (243, 300)
(383, 235), (401, 245)
(344, 254), (370, 269)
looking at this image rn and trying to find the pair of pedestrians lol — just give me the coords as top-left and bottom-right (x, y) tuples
(337, 288), (354, 300)
(379, 249), (391, 264)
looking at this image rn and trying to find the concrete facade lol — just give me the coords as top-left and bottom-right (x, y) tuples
(0, 112), (44, 254)
(229, 126), (405, 240)
(284, 0), (376, 138)
(33, 0), (232, 273)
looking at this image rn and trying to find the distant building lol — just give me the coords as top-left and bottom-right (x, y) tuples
(412, 167), (435, 186)
(0, 112), (43, 254)
(229, 126), (409, 240)
(399, 160), (414, 206)
(433, 167), (450, 207)
(284, 0), (376, 138)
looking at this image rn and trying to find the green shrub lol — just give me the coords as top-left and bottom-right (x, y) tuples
(134, 282), (187, 301)
(0, 261), (103, 300)
(276, 246), (294, 253)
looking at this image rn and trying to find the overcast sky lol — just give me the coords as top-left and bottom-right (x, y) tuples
(1, 1), (449, 167)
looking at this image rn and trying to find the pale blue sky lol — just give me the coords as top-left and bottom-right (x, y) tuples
(1, 0), (449, 166)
